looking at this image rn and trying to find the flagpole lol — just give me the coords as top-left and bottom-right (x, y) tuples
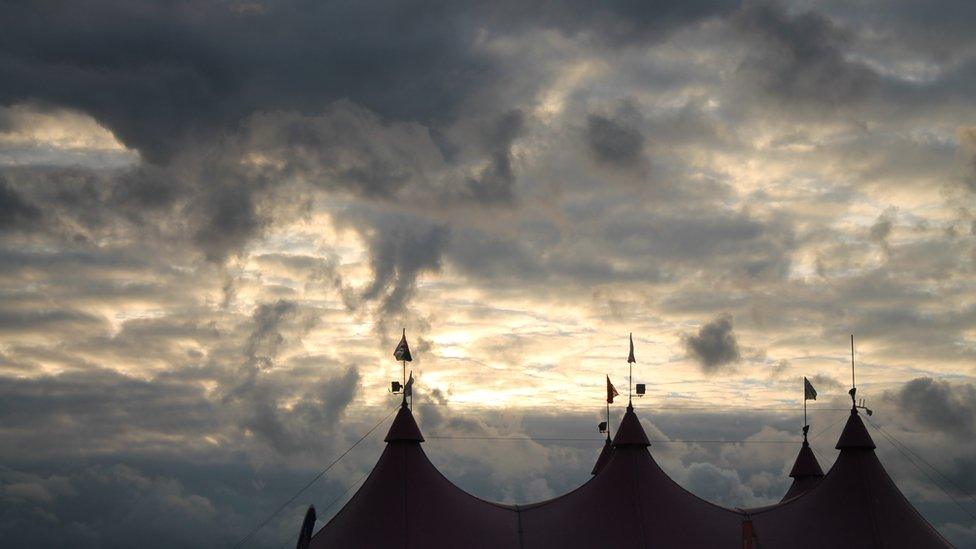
(803, 381), (807, 429)
(626, 333), (636, 406)
(850, 334), (855, 392)
(629, 361), (633, 405)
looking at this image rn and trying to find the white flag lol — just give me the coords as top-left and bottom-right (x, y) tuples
(403, 372), (414, 398)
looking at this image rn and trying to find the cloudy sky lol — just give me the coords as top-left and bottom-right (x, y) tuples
(2, 0), (976, 546)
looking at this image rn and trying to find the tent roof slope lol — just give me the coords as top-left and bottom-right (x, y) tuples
(591, 435), (614, 475)
(746, 409), (951, 548)
(519, 405), (743, 548)
(385, 402), (424, 442)
(612, 403), (650, 447)
(310, 404), (518, 549)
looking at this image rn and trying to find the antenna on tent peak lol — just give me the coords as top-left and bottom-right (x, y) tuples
(849, 334), (856, 407)
(848, 334), (873, 416)
(857, 398), (874, 416)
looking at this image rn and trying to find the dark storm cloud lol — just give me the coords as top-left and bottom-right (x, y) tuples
(732, 1), (879, 107)
(888, 377), (976, 437)
(0, 0), (732, 162)
(585, 107), (645, 167)
(0, 1), (491, 162)
(683, 314), (742, 373)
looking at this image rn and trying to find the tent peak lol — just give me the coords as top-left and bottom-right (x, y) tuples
(835, 407), (876, 451)
(789, 441), (824, 479)
(611, 403), (650, 447)
(384, 403), (424, 443)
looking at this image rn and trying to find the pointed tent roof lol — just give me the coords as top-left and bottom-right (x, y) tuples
(780, 439), (824, 501)
(310, 404), (518, 548)
(835, 406), (876, 450)
(590, 434), (613, 475)
(519, 404), (743, 547)
(384, 402), (424, 443)
(612, 403), (650, 447)
(746, 408), (951, 547)
(302, 395), (949, 547)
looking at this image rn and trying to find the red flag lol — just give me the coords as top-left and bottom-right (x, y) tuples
(606, 375), (620, 404)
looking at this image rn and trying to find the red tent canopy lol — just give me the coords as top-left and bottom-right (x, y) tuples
(309, 404), (518, 548)
(517, 404), (744, 548)
(304, 403), (949, 548)
(745, 409), (951, 548)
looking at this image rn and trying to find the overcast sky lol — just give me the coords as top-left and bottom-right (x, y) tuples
(2, 0), (976, 546)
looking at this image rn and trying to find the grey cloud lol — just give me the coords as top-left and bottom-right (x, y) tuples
(191, 186), (266, 263)
(0, 0), (729, 163)
(813, 0), (976, 66)
(961, 127), (976, 193)
(810, 374), (843, 391)
(871, 209), (896, 255)
(732, 1), (879, 108)
(683, 314), (742, 373)
(0, 1), (494, 163)
(243, 365), (361, 456)
(887, 377), (976, 437)
(0, 309), (107, 337)
(585, 107), (645, 168)
(244, 300), (298, 371)
(462, 110), (525, 204)
(684, 462), (762, 507)
(355, 214), (450, 314)
(0, 176), (41, 231)
(0, 368), (217, 459)
(602, 211), (795, 281)
(0, 464), (228, 548)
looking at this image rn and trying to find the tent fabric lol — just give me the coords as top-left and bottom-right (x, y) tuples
(384, 403), (424, 443)
(780, 440), (824, 501)
(517, 404), (743, 548)
(306, 404), (948, 548)
(590, 435), (613, 475)
(310, 404), (517, 548)
(611, 403), (650, 447)
(747, 410), (951, 548)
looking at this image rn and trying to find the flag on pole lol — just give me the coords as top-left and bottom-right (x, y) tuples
(607, 375), (619, 404)
(804, 377), (817, 401)
(403, 371), (414, 398)
(393, 328), (412, 362)
(628, 333), (636, 364)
